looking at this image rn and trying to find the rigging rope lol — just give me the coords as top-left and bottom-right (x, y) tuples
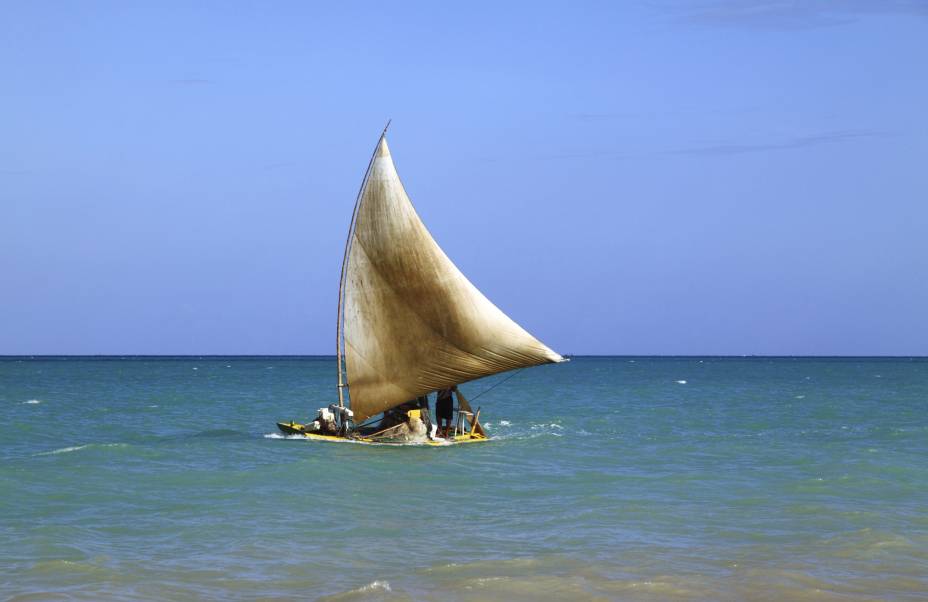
(466, 368), (524, 403)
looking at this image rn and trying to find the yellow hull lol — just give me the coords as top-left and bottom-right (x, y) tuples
(276, 422), (487, 445)
(306, 432), (487, 445)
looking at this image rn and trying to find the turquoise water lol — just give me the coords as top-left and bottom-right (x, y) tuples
(2, 357), (926, 601)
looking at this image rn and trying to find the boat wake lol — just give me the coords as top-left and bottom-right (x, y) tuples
(264, 433), (310, 441)
(472, 420), (567, 440)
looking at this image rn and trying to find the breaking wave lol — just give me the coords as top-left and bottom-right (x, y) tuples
(38, 445), (89, 455)
(359, 580), (391, 592)
(317, 580), (392, 601)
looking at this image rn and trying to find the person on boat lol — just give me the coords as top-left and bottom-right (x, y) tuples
(435, 387), (454, 437)
(416, 395), (435, 439)
(379, 400), (416, 431)
(309, 407), (338, 435)
(367, 399), (429, 442)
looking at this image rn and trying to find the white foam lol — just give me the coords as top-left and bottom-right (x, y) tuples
(499, 420), (511, 426)
(192, 367), (198, 370)
(795, 395), (805, 399)
(37, 443), (126, 456)
(38, 445), (88, 455)
(359, 580), (391, 593)
(497, 429), (561, 441)
(24, 399), (42, 405)
(676, 380), (687, 384)
(521, 423), (567, 440)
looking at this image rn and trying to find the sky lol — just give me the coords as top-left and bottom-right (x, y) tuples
(2, 1), (927, 355)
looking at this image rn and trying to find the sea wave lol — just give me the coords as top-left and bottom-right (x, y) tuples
(360, 580), (391, 592)
(36, 443), (128, 456)
(317, 580), (392, 601)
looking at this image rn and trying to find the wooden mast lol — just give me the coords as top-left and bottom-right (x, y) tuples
(336, 121), (391, 409)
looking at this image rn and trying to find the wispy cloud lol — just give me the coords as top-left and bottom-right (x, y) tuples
(530, 129), (889, 161)
(571, 105), (762, 122)
(657, 0), (928, 30)
(668, 129), (889, 156)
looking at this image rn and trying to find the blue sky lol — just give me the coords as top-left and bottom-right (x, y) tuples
(2, 1), (926, 355)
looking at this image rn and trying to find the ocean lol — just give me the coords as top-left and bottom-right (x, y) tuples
(1, 356), (926, 601)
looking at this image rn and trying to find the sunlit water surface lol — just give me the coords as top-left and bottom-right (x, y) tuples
(2, 357), (926, 600)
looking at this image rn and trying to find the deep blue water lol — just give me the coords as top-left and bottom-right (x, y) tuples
(2, 357), (927, 600)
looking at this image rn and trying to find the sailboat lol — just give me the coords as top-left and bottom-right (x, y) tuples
(278, 126), (565, 444)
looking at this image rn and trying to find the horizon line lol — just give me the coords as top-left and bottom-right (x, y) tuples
(2, 354), (926, 360)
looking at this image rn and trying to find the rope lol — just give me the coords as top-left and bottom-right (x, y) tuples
(467, 368), (524, 403)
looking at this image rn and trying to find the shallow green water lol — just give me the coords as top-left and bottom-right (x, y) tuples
(2, 357), (927, 600)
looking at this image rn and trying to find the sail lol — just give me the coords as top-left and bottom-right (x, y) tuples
(342, 136), (563, 422)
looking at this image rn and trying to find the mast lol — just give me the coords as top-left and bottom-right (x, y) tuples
(336, 120), (391, 408)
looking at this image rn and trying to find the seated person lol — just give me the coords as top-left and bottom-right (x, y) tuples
(416, 395), (434, 438)
(378, 400), (419, 431)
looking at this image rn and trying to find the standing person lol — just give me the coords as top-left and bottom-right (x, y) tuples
(435, 388), (454, 437)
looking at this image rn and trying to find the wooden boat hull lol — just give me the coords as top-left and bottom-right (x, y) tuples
(275, 421), (488, 445)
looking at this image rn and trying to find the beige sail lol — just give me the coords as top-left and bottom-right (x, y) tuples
(342, 136), (563, 422)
